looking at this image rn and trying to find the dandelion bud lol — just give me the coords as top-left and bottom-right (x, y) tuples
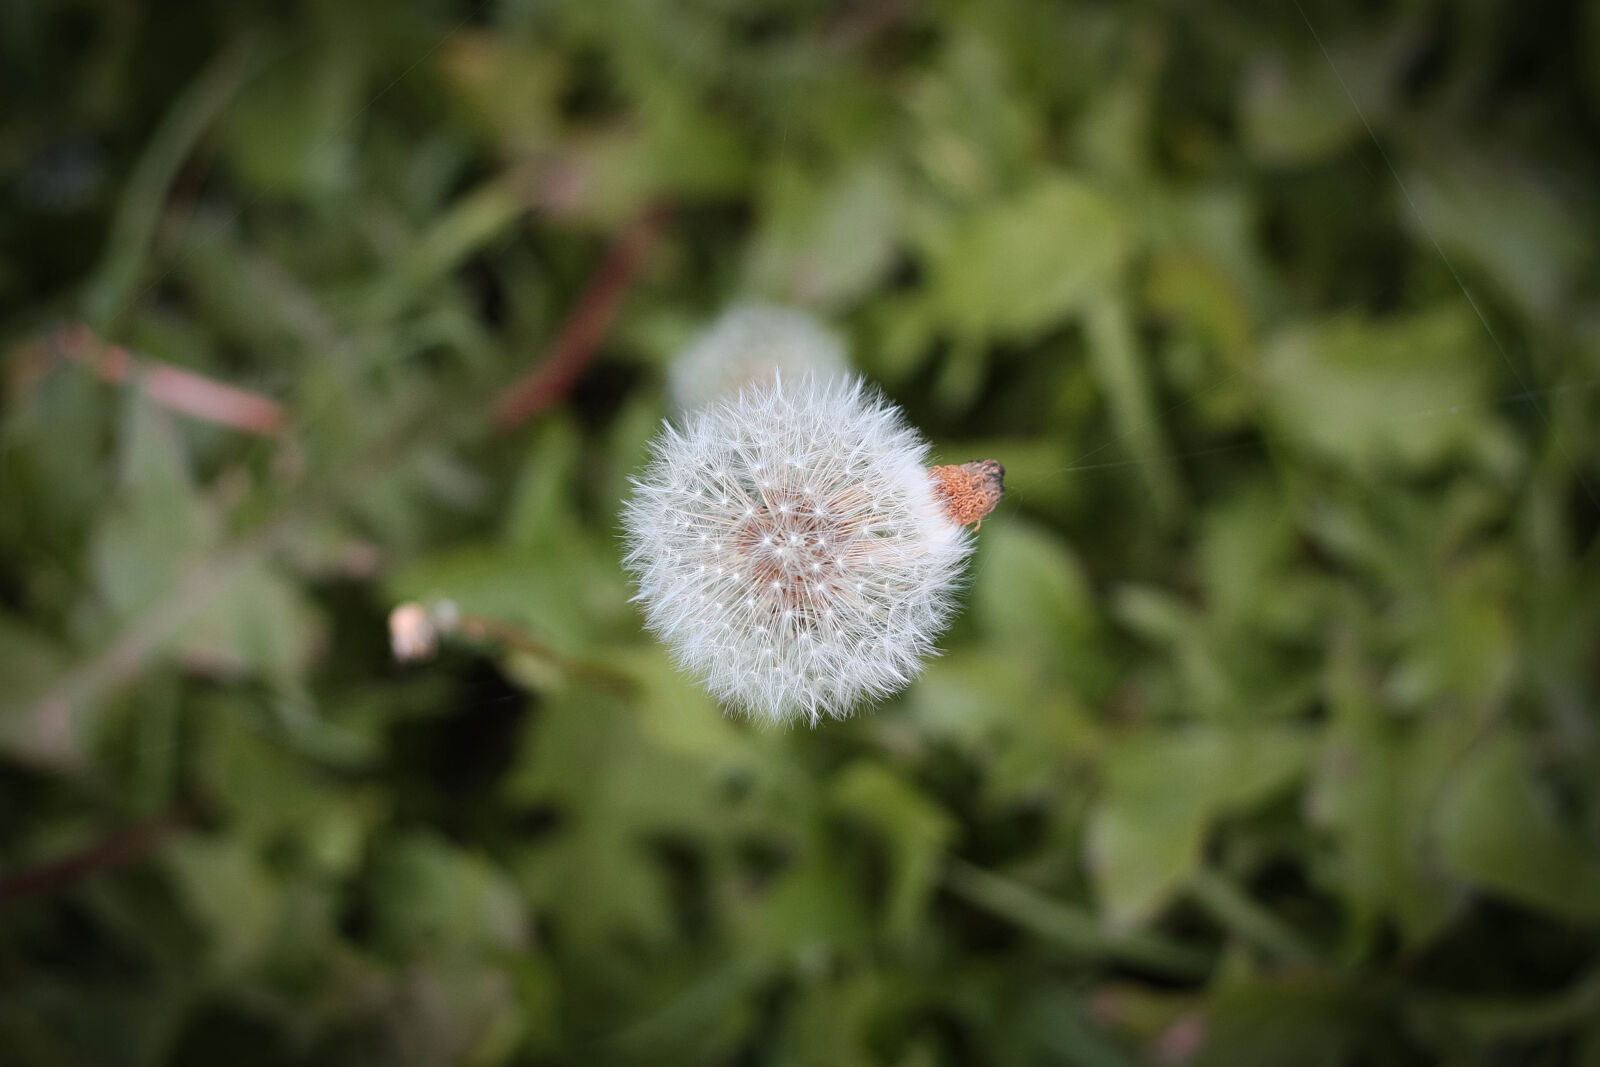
(622, 375), (994, 725)
(387, 599), (460, 662)
(668, 303), (848, 412)
(388, 602), (437, 662)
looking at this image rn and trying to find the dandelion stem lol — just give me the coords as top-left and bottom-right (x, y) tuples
(492, 201), (671, 430)
(0, 807), (191, 905)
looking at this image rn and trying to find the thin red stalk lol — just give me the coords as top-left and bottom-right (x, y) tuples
(492, 201), (671, 431)
(17, 325), (285, 436)
(825, 0), (917, 49)
(0, 807), (190, 905)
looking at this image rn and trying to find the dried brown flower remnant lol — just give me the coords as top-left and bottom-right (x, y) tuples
(929, 460), (1005, 529)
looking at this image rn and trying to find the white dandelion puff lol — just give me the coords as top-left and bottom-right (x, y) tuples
(622, 374), (1000, 725)
(668, 302), (849, 413)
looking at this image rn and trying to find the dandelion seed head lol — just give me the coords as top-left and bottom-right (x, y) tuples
(668, 303), (849, 413)
(622, 375), (972, 724)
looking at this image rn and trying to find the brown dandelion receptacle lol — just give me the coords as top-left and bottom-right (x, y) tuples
(929, 460), (1005, 528)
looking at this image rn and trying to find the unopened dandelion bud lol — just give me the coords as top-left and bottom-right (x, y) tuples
(389, 602), (437, 662)
(387, 599), (462, 663)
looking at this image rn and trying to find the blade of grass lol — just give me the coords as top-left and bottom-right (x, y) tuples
(81, 36), (262, 330)
(1083, 289), (1184, 525)
(944, 858), (1213, 978)
(1187, 867), (1320, 964)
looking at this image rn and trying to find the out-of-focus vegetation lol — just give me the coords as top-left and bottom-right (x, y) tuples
(4, 0), (1600, 1063)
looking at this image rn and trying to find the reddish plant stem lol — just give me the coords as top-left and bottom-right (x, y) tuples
(0, 807), (190, 905)
(18, 325), (285, 436)
(492, 201), (671, 431)
(825, 0), (917, 50)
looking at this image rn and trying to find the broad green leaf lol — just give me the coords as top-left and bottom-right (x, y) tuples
(92, 398), (215, 617)
(973, 519), (1099, 669)
(927, 176), (1130, 342)
(1238, 54), (1364, 167)
(1405, 147), (1589, 320)
(1196, 480), (1293, 628)
(905, 33), (1040, 203)
(830, 762), (955, 939)
(1258, 308), (1498, 472)
(174, 559), (323, 687)
(437, 34), (563, 155)
(220, 50), (360, 199)
(1145, 249), (1254, 368)
(368, 831), (529, 959)
(166, 835), (281, 975)
(0, 613), (74, 763)
(1088, 727), (1314, 926)
(740, 833), (872, 966)
(745, 158), (902, 310)
(1435, 734), (1600, 922)
(1195, 973), (1364, 1067)
(1307, 641), (1469, 945)
(772, 969), (887, 1067)
(502, 676), (738, 949)
(89, 397), (321, 690)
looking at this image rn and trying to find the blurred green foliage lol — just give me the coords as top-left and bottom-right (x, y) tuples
(4, 0), (1600, 1064)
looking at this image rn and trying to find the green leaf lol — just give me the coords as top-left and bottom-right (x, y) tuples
(220, 49), (361, 199)
(165, 834), (281, 975)
(89, 398), (321, 689)
(926, 175), (1130, 342)
(1145, 249), (1254, 368)
(388, 420), (634, 657)
(740, 834), (872, 967)
(1084, 291), (1183, 522)
(0, 613), (75, 763)
(92, 399), (216, 618)
(745, 158), (902, 310)
(175, 559), (324, 687)
(368, 831), (529, 959)
(1087, 727), (1314, 926)
(1196, 480), (1294, 628)
(502, 668), (742, 949)
(1257, 308), (1501, 473)
(1435, 734), (1600, 922)
(1307, 647), (1469, 945)
(1195, 973), (1365, 1067)
(1404, 147), (1589, 320)
(1238, 54), (1364, 168)
(972, 519), (1099, 668)
(80, 40), (258, 329)
(830, 762), (955, 939)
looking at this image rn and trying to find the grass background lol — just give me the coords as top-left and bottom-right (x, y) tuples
(4, 0), (1600, 1063)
